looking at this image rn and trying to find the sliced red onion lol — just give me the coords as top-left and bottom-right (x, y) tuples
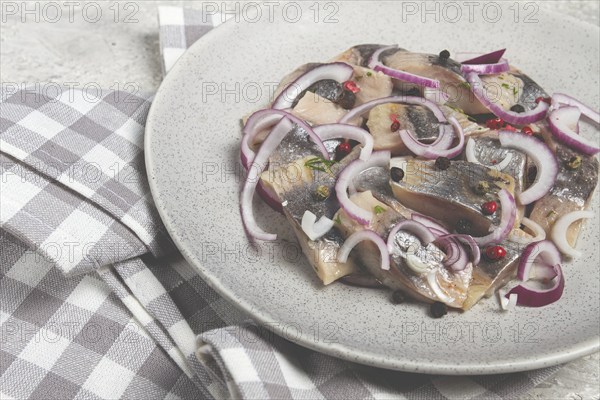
(465, 72), (549, 125)
(399, 116), (465, 159)
(257, 181), (283, 213)
(429, 228), (449, 237)
(434, 236), (465, 269)
(427, 272), (453, 303)
(411, 213), (450, 234)
(508, 240), (564, 307)
(272, 62), (354, 109)
(465, 138), (513, 171)
(335, 151), (391, 225)
(368, 45), (440, 89)
(241, 118), (296, 240)
(458, 48), (506, 64)
(386, 219), (436, 253)
(460, 59), (510, 75)
(452, 234), (481, 266)
(472, 189), (517, 246)
(498, 288), (518, 311)
(339, 95), (447, 125)
(499, 131), (559, 205)
(551, 210), (595, 258)
(338, 230), (390, 270)
(241, 109), (330, 169)
(313, 124), (373, 160)
(530, 263), (558, 281)
(551, 93), (600, 124)
(301, 211), (334, 241)
(548, 106), (600, 156)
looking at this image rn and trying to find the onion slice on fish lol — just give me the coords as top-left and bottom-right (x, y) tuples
(338, 230), (390, 271)
(551, 210), (595, 258)
(457, 48), (506, 64)
(465, 138), (513, 171)
(435, 234), (480, 271)
(313, 124), (373, 160)
(386, 220), (436, 253)
(301, 211), (335, 241)
(498, 131), (559, 205)
(411, 213), (450, 234)
(335, 151), (391, 225)
(465, 72), (549, 125)
(508, 240), (565, 307)
(241, 109), (330, 169)
(548, 106), (600, 156)
(272, 62), (354, 109)
(339, 95), (447, 124)
(472, 189), (517, 246)
(368, 45), (440, 89)
(460, 58), (510, 75)
(399, 116), (465, 159)
(550, 93), (600, 124)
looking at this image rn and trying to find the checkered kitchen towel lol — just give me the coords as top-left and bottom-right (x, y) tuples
(0, 5), (565, 400)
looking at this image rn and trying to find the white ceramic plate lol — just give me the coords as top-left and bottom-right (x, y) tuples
(146, 2), (599, 374)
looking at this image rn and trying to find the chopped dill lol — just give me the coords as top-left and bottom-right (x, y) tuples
(374, 205), (385, 215)
(304, 157), (336, 174)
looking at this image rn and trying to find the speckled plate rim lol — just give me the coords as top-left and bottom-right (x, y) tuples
(146, 4), (600, 375)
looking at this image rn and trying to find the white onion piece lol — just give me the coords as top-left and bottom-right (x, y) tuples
(498, 131), (559, 205)
(301, 211), (334, 241)
(368, 45), (440, 89)
(406, 254), (431, 275)
(472, 189), (517, 246)
(313, 124), (374, 161)
(551, 210), (595, 258)
(498, 289), (518, 311)
(335, 151), (391, 225)
(521, 218), (546, 242)
(241, 118), (295, 241)
(465, 138), (513, 171)
(399, 116), (465, 159)
(338, 230), (390, 270)
(465, 72), (549, 125)
(551, 93), (600, 124)
(427, 272), (452, 303)
(339, 95), (447, 125)
(386, 219), (436, 253)
(460, 58), (510, 75)
(272, 62), (354, 109)
(548, 106), (600, 156)
(241, 109), (330, 169)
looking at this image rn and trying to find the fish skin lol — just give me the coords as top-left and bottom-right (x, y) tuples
(335, 191), (472, 308)
(389, 158), (517, 236)
(529, 127), (599, 245)
(465, 131), (527, 220)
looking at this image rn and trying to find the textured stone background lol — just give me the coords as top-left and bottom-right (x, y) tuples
(1, 1), (599, 398)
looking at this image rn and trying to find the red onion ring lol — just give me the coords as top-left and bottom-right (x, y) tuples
(339, 95), (447, 125)
(551, 93), (600, 124)
(368, 45), (440, 89)
(434, 236), (464, 268)
(551, 210), (595, 258)
(465, 72), (549, 125)
(338, 230), (390, 271)
(465, 138), (513, 171)
(472, 189), (517, 246)
(335, 151), (391, 225)
(272, 62), (354, 109)
(508, 240), (564, 307)
(460, 59), (510, 75)
(458, 48), (506, 65)
(499, 131), (559, 205)
(548, 106), (600, 156)
(241, 109), (330, 170)
(313, 124), (374, 160)
(411, 213), (450, 234)
(386, 219), (436, 253)
(399, 116), (465, 159)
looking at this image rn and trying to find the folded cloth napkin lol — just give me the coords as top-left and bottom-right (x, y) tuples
(0, 5), (564, 400)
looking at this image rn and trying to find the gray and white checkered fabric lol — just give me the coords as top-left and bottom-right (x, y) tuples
(0, 6), (564, 400)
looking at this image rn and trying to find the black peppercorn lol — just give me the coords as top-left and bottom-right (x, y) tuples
(430, 301), (448, 318)
(455, 219), (472, 234)
(337, 89), (356, 110)
(390, 167), (405, 182)
(434, 157), (451, 170)
(510, 104), (525, 113)
(391, 290), (405, 304)
(438, 50), (450, 64)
